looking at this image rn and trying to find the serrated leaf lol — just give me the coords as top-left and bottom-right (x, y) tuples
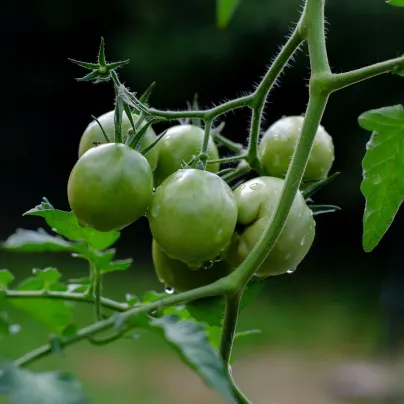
(0, 362), (87, 404)
(100, 258), (133, 274)
(358, 105), (404, 252)
(2, 229), (85, 254)
(149, 315), (234, 402)
(24, 200), (120, 250)
(386, 0), (404, 6)
(33, 268), (61, 284)
(0, 270), (14, 289)
(10, 277), (74, 334)
(217, 0), (241, 28)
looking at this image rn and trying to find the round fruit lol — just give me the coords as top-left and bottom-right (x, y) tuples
(148, 169), (238, 268)
(225, 176), (315, 277)
(78, 110), (159, 171)
(153, 124), (220, 186)
(68, 143), (153, 232)
(152, 240), (232, 292)
(258, 116), (334, 181)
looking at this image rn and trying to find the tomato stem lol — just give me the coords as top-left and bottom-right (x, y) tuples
(219, 291), (243, 367)
(207, 154), (248, 165)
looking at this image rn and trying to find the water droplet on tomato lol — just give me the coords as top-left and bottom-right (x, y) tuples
(300, 236), (306, 246)
(286, 268), (296, 274)
(249, 183), (262, 191)
(165, 286), (174, 294)
(202, 260), (214, 269)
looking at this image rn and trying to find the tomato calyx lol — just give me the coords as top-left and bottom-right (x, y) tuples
(69, 37), (129, 83)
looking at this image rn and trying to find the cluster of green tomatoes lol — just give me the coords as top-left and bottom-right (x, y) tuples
(67, 110), (335, 292)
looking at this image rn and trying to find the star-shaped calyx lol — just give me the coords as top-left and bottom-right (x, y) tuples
(68, 37), (129, 83)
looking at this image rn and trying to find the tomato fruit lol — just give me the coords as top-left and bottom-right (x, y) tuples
(153, 124), (220, 186)
(78, 110), (159, 171)
(258, 116), (334, 181)
(225, 176), (315, 277)
(148, 169), (238, 268)
(152, 240), (232, 292)
(68, 143), (153, 232)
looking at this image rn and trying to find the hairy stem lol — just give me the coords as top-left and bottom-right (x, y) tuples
(4, 290), (127, 311)
(199, 120), (212, 169)
(220, 292), (243, 367)
(14, 278), (229, 367)
(212, 132), (243, 153)
(247, 106), (264, 174)
(326, 55), (404, 92)
(207, 154), (248, 165)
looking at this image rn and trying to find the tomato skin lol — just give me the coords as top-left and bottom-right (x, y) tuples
(68, 143), (153, 232)
(225, 176), (315, 277)
(148, 169), (238, 268)
(153, 124), (220, 186)
(152, 240), (232, 292)
(258, 116), (334, 181)
(78, 110), (159, 171)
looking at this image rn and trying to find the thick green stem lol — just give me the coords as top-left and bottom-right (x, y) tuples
(4, 290), (127, 312)
(326, 55), (404, 92)
(302, 0), (330, 75)
(14, 278), (229, 367)
(220, 292), (243, 367)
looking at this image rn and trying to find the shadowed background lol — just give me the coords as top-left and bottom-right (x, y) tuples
(1, 0), (403, 403)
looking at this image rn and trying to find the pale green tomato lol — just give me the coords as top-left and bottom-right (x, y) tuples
(148, 169), (238, 268)
(78, 110), (159, 171)
(68, 143), (153, 232)
(152, 240), (232, 292)
(258, 116), (334, 181)
(153, 124), (220, 186)
(226, 176), (316, 277)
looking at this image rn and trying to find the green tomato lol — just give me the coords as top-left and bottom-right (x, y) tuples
(78, 110), (159, 171)
(258, 116), (334, 181)
(153, 124), (220, 186)
(225, 176), (315, 277)
(152, 240), (232, 292)
(148, 169), (238, 268)
(68, 143), (153, 232)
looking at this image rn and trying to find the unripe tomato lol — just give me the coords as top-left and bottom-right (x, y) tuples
(152, 240), (232, 292)
(68, 143), (153, 232)
(226, 176), (315, 277)
(258, 116), (334, 181)
(154, 124), (220, 186)
(78, 110), (159, 171)
(148, 169), (238, 268)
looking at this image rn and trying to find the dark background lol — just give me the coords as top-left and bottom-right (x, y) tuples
(2, 0), (403, 287)
(0, 1), (403, 402)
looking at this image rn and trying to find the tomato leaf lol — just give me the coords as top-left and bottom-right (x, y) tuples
(358, 105), (404, 252)
(386, 0), (404, 6)
(2, 229), (85, 254)
(0, 312), (20, 338)
(0, 270), (14, 290)
(24, 198), (120, 250)
(9, 272), (74, 335)
(149, 315), (235, 402)
(0, 362), (87, 404)
(217, 0), (241, 28)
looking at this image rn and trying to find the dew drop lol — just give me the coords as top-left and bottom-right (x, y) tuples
(9, 324), (21, 335)
(202, 260), (214, 269)
(287, 268), (296, 274)
(249, 183), (262, 191)
(373, 174), (381, 185)
(300, 236), (306, 246)
(165, 286), (174, 294)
